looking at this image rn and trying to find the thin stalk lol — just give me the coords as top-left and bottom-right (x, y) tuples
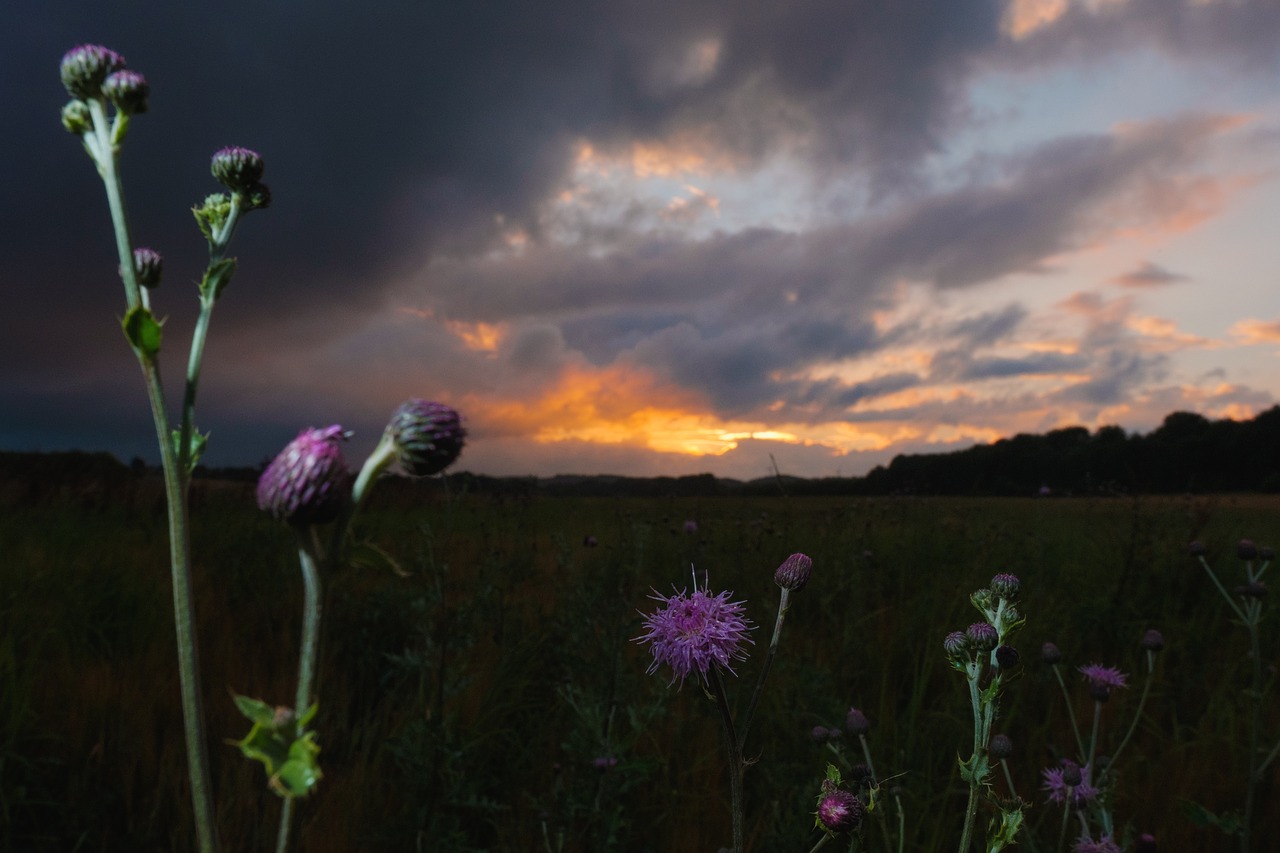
(88, 104), (218, 852)
(275, 528), (324, 853)
(957, 662), (983, 853)
(1242, 607), (1262, 853)
(1052, 667), (1086, 760)
(708, 665), (745, 853)
(806, 834), (832, 853)
(859, 733), (893, 853)
(1199, 558), (1249, 623)
(738, 588), (790, 751)
(1100, 652), (1154, 784)
(1085, 702), (1101, 782)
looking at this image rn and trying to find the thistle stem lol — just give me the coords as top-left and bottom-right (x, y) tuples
(738, 588), (789, 751)
(1053, 666), (1086, 760)
(957, 661), (983, 853)
(708, 665), (745, 853)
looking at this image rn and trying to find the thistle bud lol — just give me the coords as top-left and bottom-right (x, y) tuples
(1260, 545), (1275, 561)
(774, 553), (813, 592)
(102, 69), (149, 114)
(257, 425), (352, 526)
(990, 572), (1020, 598)
(122, 247), (163, 288)
(816, 788), (863, 834)
(989, 733), (1013, 759)
(60, 44), (126, 100)
(845, 707), (870, 736)
(61, 100), (93, 135)
(1041, 642), (1062, 665)
(995, 644), (1020, 670)
(1140, 629), (1164, 652)
(211, 146), (265, 193)
(943, 631), (968, 658)
(388, 399), (466, 476)
(1238, 539), (1258, 561)
(966, 622), (998, 651)
(1188, 540), (1206, 557)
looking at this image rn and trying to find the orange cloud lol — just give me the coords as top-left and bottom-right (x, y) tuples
(1230, 318), (1280, 345)
(445, 319), (505, 353)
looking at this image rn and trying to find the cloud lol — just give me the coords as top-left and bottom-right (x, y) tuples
(1109, 260), (1190, 287)
(1230, 318), (1280, 345)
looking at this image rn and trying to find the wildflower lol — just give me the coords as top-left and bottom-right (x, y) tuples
(846, 707), (870, 736)
(256, 425), (352, 526)
(1073, 835), (1122, 853)
(810, 725), (833, 743)
(122, 247), (163, 288)
(1238, 539), (1258, 561)
(1079, 664), (1128, 702)
(60, 44), (126, 99)
(1141, 629), (1164, 652)
(1041, 641), (1062, 665)
(990, 572), (1020, 598)
(966, 622), (998, 651)
(943, 631), (968, 658)
(101, 69), (149, 114)
(816, 787), (864, 833)
(989, 733), (1013, 760)
(635, 582), (753, 686)
(1041, 762), (1097, 808)
(388, 399), (466, 476)
(774, 552), (813, 591)
(1188, 540), (1207, 557)
(211, 146), (265, 192)
(592, 756), (618, 771)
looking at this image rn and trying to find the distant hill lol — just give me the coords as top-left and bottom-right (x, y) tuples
(4, 406), (1280, 499)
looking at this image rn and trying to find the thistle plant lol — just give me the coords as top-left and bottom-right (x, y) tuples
(1039, 632), (1160, 853)
(1190, 538), (1277, 852)
(61, 43), (466, 852)
(808, 706), (902, 853)
(635, 552), (812, 853)
(943, 572), (1027, 853)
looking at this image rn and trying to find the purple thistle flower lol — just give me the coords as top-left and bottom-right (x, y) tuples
(635, 583), (753, 686)
(846, 707), (870, 736)
(1041, 763), (1098, 808)
(592, 755), (618, 771)
(257, 425), (352, 526)
(816, 787), (864, 833)
(211, 146), (265, 192)
(1141, 629), (1165, 652)
(1073, 836), (1122, 853)
(990, 572), (1020, 598)
(682, 519), (699, 535)
(966, 621), (998, 651)
(1078, 664), (1128, 701)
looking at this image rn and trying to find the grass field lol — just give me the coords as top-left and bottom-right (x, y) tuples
(2, 480), (1278, 851)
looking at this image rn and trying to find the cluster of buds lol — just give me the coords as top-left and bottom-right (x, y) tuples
(60, 44), (150, 123)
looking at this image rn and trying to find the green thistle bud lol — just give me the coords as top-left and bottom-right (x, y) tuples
(193, 193), (233, 240)
(990, 572), (1020, 599)
(966, 622), (998, 651)
(388, 399), (466, 476)
(211, 146), (265, 193)
(101, 69), (149, 115)
(257, 426), (353, 526)
(61, 100), (93, 135)
(943, 631), (968, 658)
(60, 44), (126, 100)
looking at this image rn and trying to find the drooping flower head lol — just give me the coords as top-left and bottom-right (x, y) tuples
(1078, 664), (1128, 702)
(816, 787), (864, 834)
(257, 425), (353, 526)
(388, 398), (466, 476)
(635, 578), (753, 686)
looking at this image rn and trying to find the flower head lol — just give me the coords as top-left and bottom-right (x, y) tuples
(388, 399), (466, 476)
(1041, 641), (1062, 665)
(211, 146), (265, 192)
(846, 707), (870, 736)
(257, 425), (352, 526)
(60, 44), (126, 99)
(635, 581), (753, 686)
(1141, 629), (1165, 652)
(943, 631), (968, 658)
(102, 69), (149, 114)
(1041, 762), (1097, 808)
(990, 572), (1020, 598)
(1078, 664), (1128, 701)
(122, 247), (163, 288)
(774, 552), (813, 592)
(816, 787), (864, 834)
(1073, 836), (1122, 853)
(989, 733), (1013, 760)
(966, 621), (998, 651)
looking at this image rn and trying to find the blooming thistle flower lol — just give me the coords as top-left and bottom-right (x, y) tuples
(816, 787), (864, 834)
(1041, 763), (1098, 808)
(635, 581), (753, 687)
(774, 552), (813, 592)
(1079, 664), (1128, 702)
(388, 399), (466, 476)
(257, 425), (352, 526)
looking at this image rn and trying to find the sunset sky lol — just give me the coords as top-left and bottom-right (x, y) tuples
(5, 1), (1280, 479)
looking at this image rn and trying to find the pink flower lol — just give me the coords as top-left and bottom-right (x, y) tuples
(635, 583), (753, 686)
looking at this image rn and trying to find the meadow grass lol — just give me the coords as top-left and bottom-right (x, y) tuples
(2, 483), (1278, 851)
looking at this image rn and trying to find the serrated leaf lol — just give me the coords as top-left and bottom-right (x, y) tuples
(171, 428), (210, 474)
(200, 257), (237, 300)
(121, 306), (162, 358)
(233, 694), (277, 727)
(231, 695), (323, 799)
(959, 752), (991, 785)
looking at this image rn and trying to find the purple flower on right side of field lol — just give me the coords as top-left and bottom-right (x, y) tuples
(1041, 763), (1097, 808)
(388, 399), (466, 476)
(635, 582), (754, 686)
(1079, 664), (1128, 701)
(682, 519), (699, 535)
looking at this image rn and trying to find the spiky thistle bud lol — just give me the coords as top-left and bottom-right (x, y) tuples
(846, 707), (870, 736)
(211, 146), (265, 193)
(101, 69), (149, 114)
(1238, 539), (1258, 561)
(388, 399), (466, 476)
(60, 44), (126, 100)
(967, 622), (998, 651)
(61, 100), (93, 135)
(774, 553), (813, 591)
(257, 425), (352, 526)
(989, 733), (1013, 759)
(816, 787), (864, 834)
(121, 247), (163, 288)
(990, 572), (1020, 598)
(943, 631), (968, 658)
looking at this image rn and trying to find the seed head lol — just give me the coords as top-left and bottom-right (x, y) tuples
(388, 399), (466, 476)
(816, 788), (864, 834)
(774, 552), (813, 592)
(256, 425), (353, 526)
(60, 44), (126, 99)
(101, 69), (149, 114)
(846, 707), (870, 736)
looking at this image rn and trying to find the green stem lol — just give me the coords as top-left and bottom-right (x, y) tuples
(86, 105), (218, 852)
(328, 431), (398, 562)
(957, 661), (983, 853)
(1100, 651), (1154, 786)
(738, 588), (790, 751)
(1052, 666), (1086, 760)
(806, 833), (832, 853)
(275, 528), (324, 853)
(1199, 557), (1249, 623)
(177, 297), (215, 475)
(708, 665), (745, 853)
(1243, 606), (1262, 853)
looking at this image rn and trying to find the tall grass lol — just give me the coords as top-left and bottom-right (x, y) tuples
(3, 483), (1277, 851)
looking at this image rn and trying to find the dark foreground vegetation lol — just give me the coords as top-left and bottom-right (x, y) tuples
(2, 470), (1278, 851)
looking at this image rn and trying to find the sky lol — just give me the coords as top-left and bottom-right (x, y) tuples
(4, 0), (1280, 480)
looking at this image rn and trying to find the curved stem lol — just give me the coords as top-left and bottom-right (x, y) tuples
(738, 588), (789, 751)
(1053, 667), (1085, 760)
(1101, 652), (1154, 785)
(708, 666), (745, 853)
